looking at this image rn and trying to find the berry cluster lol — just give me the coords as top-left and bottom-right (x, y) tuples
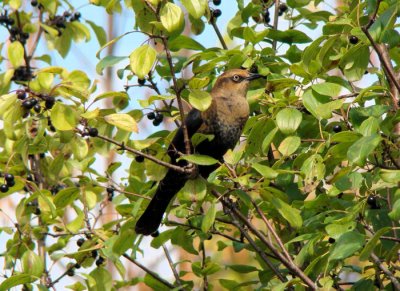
(12, 66), (33, 82)
(261, 3), (288, 24)
(210, 0), (222, 19)
(0, 10), (30, 44)
(0, 173), (15, 193)
(47, 11), (81, 36)
(147, 111), (164, 126)
(18, 90), (55, 117)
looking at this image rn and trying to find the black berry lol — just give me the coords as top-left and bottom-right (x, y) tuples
(67, 269), (75, 276)
(0, 184), (9, 193)
(27, 174), (33, 181)
(88, 127), (98, 137)
(264, 10), (271, 23)
(22, 99), (34, 109)
(153, 119), (162, 126)
(213, 9), (222, 18)
(5, 174), (14, 183)
(74, 263), (81, 269)
(349, 35), (359, 44)
(147, 112), (156, 120)
(106, 187), (114, 194)
(367, 196), (380, 209)
(91, 250), (98, 258)
(17, 91), (26, 100)
(138, 78), (146, 86)
(6, 180), (15, 187)
(31, 0), (38, 6)
(135, 155), (145, 163)
(328, 237), (335, 243)
(96, 257), (104, 266)
(333, 125), (342, 133)
(34, 104), (41, 113)
(278, 3), (288, 15)
(45, 96), (55, 109)
(154, 113), (164, 123)
(213, 0), (221, 5)
(77, 238), (85, 247)
(34, 207), (41, 215)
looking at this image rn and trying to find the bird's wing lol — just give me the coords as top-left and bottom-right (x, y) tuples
(168, 109), (204, 162)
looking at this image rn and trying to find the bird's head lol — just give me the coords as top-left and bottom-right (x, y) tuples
(211, 69), (265, 98)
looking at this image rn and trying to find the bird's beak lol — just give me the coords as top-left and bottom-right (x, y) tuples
(246, 73), (266, 81)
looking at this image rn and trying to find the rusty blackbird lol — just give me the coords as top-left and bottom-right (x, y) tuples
(135, 69), (264, 235)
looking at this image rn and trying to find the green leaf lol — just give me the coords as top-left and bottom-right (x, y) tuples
(0, 93), (17, 117)
(144, 274), (170, 291)
(201, 202), (217, 233)
(278, 136), (301, 156)
(339, 44), (369, 81)
(276, 108), (302, 135)
(0, 274), (36, 290)
(181, 178), (207, 201)
(359, 227), (391, 261)
(169, 35), (205, 52)
(94, 91), (129, 103)
(329, 231), (365, 260)
(388, 199), (400, 221)
(54, 187), (80, 208)
(50, 103), (78, 131)
(188, 89), (212, 111)
(87, 267), (113, 291)
(311, 82), (343, 97)
(358, 116), (379, 136)
(86, 20), (107, 47)
(379, 169), (400, 183)
(96, 56), (127, 75)
(227, 264), (258, 273)
(104, 113), (138, 132)
(22, 250), (44, 278)
(160, 2), (185, 36)
(270, 197), (303, 229)
(8, 41), (25, 67)
(112, 229), (136, 255)
(261, 127), (278, 154)
(347, 134), (381, 166)
(266, 29), (312, 44)
(129, 45), (157, 79)
(179, 154), (218, 166)
(252, 163), (278, 179)
(181, 0), (207, 19)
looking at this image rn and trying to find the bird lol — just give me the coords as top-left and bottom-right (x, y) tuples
(135, 69), (264, 235)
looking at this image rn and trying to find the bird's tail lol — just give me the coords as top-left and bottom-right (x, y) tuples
(135, 171), (186, 235)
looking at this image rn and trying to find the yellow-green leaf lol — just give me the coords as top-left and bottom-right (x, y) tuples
(160, 2), (184, 35)
(50, 103), (78, 131)
(129, 45), (157, 79)
(201, 202), (217, 233)
(8, 41), (24, 67)
(104, 113), (138, 132)
(188, 89), (212, 111)
(181, 0), (207, 19)
(22, 250), (44, 278)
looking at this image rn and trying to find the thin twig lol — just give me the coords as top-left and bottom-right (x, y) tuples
(225, 206), (287, 283)
(162, 244), (183, 288)
(370, 252), (400, 290)
(272, 0), (280, 51)
(95, 133), (191, 174)
(122, 253), (175, 289)
(210, 19), (228, 50)
(144, 0), (192, 156)
(211, 190), (317, 290)
(200, 241), (209, 290)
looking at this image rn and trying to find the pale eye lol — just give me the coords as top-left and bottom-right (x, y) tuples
(232, 75), (241, 82)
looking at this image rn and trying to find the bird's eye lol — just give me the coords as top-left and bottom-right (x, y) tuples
(232, 75), (241, 82)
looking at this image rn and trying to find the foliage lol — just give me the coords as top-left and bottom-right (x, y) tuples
(0, 0), (400, 290)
